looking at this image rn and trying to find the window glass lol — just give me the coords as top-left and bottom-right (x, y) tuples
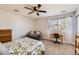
(47, 18), (66, 34)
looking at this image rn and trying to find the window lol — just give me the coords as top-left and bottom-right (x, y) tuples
(47, 18), (66, 34)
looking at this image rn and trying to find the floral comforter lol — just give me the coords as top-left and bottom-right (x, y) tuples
(4, 37), (45, 55)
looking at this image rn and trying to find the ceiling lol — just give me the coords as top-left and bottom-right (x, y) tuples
(0, 4), (79, 19)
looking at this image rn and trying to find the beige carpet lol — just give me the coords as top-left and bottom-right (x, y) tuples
(41, 40), (75, 55)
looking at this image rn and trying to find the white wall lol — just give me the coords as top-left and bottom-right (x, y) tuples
(35, 19), (48, 39)
(0, 10), (35, 40)
(76, 9), (79, 35)
(77, 16), (79, 34)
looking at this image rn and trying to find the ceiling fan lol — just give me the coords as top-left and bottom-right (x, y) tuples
(24, 4), (47, 16)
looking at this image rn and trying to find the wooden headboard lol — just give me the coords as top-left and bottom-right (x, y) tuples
(0, 29), (12, 43)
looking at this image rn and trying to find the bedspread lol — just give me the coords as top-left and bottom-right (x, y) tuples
(4, 37), (45, 55)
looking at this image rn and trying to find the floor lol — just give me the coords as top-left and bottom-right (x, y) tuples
(41, 39), (75, 55)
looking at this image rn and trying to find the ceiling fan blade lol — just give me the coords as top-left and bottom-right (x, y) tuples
(24, 7), (33, 10)
(28, 11), (34, 14)
(14, 9), (19, 12)
(37, 12), (39, 16)
(38, 10), (47, 13)
(38, 4), (41, 9)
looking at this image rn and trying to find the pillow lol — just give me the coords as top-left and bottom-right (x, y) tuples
(0, 43), (10, 55)
(30, 31), (34, 35)
(36, 31), (41, 35)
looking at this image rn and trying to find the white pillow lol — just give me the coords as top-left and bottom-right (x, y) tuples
(30, 31), (34, 35)
(0, 43), (10, 55)
(36, 31), (40, 35)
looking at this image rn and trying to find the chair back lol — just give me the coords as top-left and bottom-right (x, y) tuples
(53, 33), (60, 38)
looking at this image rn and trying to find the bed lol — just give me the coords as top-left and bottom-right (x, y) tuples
(0, 37), (45, 55)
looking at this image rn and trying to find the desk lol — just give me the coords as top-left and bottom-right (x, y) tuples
(50, 33), (63, 44)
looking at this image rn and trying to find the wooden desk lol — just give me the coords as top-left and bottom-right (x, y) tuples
(50, 33), (63, 44)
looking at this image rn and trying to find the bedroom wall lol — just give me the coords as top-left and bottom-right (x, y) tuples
(76, 9), (79, 35)
(35, 19), (48, 39)
(35, 12), (76, 44)
(0, 10), (35, 40)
